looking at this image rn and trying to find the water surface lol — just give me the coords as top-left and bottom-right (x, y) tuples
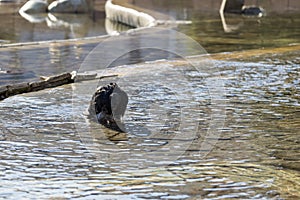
(0, 0), (299, 199)
(0, 49), (299, 199)
(1, 1), (300, 86)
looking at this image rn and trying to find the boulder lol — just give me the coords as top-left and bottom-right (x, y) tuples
(105, 0), (155, 28)
(48, 0), (89, 13)
(19, 0), (48, 14)
(19, 12), (47, 23)
(242, 6), (265, 17)
(224, 0), (244, 13)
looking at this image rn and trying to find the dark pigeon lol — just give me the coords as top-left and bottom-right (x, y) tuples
(89, 83), (128, 132)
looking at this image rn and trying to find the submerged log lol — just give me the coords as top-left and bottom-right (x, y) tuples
(29, 80), (48, 91)
(0, 72), (74, 101)
(0, 86), (8, 100)
(7, 83), (31, 96)
(40, 72), (72, 83)
(0, 71), (119, 101)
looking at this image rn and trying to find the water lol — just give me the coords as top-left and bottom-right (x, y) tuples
(178, 12), (300, 53)
(0, 0), (299, 199)
(0, 49), (299, 199)
(1, 1), (300, 86)
(0, 1), (108, 43)
(0, 43), (96, 85)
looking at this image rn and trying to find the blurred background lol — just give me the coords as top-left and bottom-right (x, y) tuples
(1, 0), (299, 86)
(0, 0), (299, 51)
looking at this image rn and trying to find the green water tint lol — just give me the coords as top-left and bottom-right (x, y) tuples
(0, 1), (299, 199)
(0, 49), (299, 199)
(1, 1), (299, 87)
(178, 12), (300, 53)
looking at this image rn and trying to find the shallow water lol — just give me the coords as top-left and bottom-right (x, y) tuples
(0, 42), (96, 86)
(178, 12), (300, 53)
(1, 1), (300, 86)
(0, 49), (299, 199)
(131, 0), (300, 52)
(0, 0), (299, 199)
(0, 1), (108, 43)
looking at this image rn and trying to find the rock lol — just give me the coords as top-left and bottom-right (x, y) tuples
(221, 0), (265, 17)
(224, 0), (244, 13)
(19, 0), (48, 14)
(105, 0), (155, 28)
(242, 6), (265, 17)
(105, 18), (130, 35)
(138, 12), (156, 27)
(19, 12), (47, 23)
(48, 0), (89, 13)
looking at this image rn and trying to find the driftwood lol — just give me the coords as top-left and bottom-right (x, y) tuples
(0, 72), (73, 101)
(0, 71), (118, 101)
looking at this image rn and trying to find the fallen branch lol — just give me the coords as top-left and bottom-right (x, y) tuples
(0, 71), (118, 101)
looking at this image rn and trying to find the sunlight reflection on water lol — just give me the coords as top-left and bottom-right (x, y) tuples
(0, 50), (299, 199)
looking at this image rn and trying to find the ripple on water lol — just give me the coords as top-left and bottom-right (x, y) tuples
(0, 51), (299, 198)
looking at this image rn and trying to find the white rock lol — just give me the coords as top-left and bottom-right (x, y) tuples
(19, 12), (47, 23)
(105, 0), (155, 28)
(48, 0), (89, 13)
(19, 0), (48, 14)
